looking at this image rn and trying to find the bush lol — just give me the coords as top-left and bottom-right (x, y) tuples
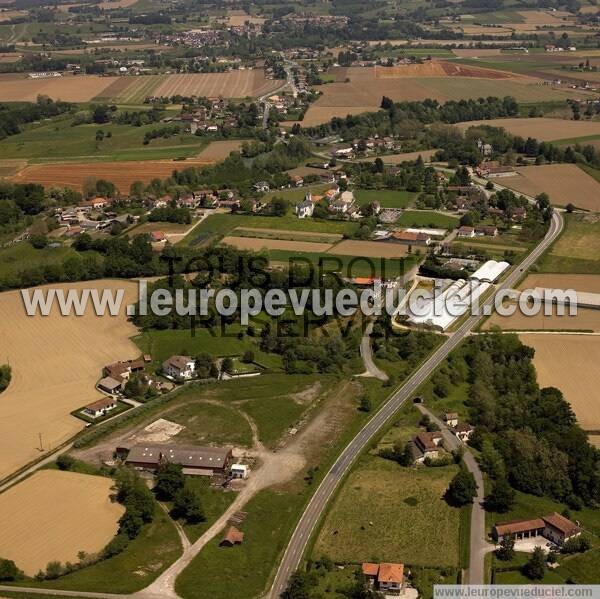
(562, 535), (591, 555)
(445, 469), (477, 506)
(56, 454), (76, 471)
(172, 486), (205, 524)
(0, 558), (21, 581)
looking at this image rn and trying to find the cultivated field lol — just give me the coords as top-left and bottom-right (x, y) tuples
(152, 71), (281, 99)
(540, 214), (600, 274)
(233, 227), (343, 244)
(301, 67), (581, 126)
(456, 117), (600, 142)
(328, 239), (410, 258)
(500, 164), (600, 210)
(0, 470), (123, 575)
(485, 305), (600, 332)
(196, 140), (244, 161)
(94, 75), (168, 104)
(10, 159), (212, 192)
(522, 334), (600, 431)
(518, 273), (600, 294)
(314, 457), (460, 567)
(0, 158), (27, 177)
(0, 74), (119, 102)
(0, 281), (139, 480)
(221, 236), (334, 253)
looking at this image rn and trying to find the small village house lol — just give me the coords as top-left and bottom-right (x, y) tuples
(457, 226), (475, 238)
(83, 397), (117, 419)
(443, 412), (459, 427)
(362, 562), (404, 595)
(454, 422), (475, 443)
(411, 431), (443, 464)
(162, 355), (196, 380)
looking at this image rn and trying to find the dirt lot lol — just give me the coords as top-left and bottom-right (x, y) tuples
(0, 470), (123, 575)
(456, 117), (600, 142)
(328, 239), (410, 258)
(10, 159), (212, 193)
(521, 334), (600, 431)
(222, 236), (333, 253)
(196, 140), (244, 161)
(152, 71), (280, 99)
(499, 164), (600, 210)
(375, 61), (519, 79)
(0, 280), (140, 481)
(0, 74), (118, 102)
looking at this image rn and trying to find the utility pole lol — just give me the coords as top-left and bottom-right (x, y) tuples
(38, 432), (44, 452)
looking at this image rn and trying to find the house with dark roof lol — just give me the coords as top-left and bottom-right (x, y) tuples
(162, 355), (195, 380)
(125, 444), (233, 475)
(411, 431), (443, 464)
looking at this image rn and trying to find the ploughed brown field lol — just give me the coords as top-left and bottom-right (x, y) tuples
(499, 164), (600, 210)
(0, 470), (124, 575)
(456, 117), (600, 142)
(485, 305), (600, 332)
(0, 73), (120, 102)
(10, 159), (213, 192)
(328, 239), (410, 258)
(521, 334), (600, 432)
(518, 274), (600, 295)
(221, 236), (334, 253)
(0, 281), (139, 480)
(196, 140), (245, 161)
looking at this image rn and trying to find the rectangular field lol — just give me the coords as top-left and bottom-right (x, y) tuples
(521, 334), (600, 431)
(0, 281), (140, 480)
(0, 74), (118, 102)
(484, 305), (600, 332)
(356, 149), (438, 164)
(0, 470), (123, 575)
(518, 274), (600, 294)
(540, 214), (600, 274)
(10, 159), (212, 193)
(329, 239), (410, 258)
(221, 235), (334, 253)
(152, 71), (281, 99)
(455, 117), (600, 142)
(313, 457), (461, 567)
(196, 140), (244, 161)
(93, 75), (168, 104)
(499, 164), (600, 210)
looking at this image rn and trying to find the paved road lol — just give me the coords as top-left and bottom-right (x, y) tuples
(358, 319), (389, 381)
(268, 210), (563, 598)
(415, 404), (493, 584)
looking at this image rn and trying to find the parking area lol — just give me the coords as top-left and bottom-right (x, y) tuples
(513, 536), (556, 553)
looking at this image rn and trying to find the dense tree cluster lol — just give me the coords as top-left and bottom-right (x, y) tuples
(0, 364), (12, 393)
(0, 96), (72, 140)
(456, 334), (600, 506)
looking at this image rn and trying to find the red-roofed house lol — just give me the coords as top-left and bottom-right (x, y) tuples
(362, 562), (404, 595)
(151, 231), (166, 243)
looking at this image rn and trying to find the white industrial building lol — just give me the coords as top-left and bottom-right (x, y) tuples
(470, 260), (510, 283)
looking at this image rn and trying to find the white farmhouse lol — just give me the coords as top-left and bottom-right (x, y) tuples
(162, 355), (196, 380)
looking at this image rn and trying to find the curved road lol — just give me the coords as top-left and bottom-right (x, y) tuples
(268, 210), (563, 598)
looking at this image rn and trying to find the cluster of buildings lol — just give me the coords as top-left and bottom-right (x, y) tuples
(331, 136), (402, 159)
(410, 414), (474, 464)
(493, 512), (582, 547)
(402, 260), (510, 332)
(167, 97), (239, 134)
(295, 188), (359, 218)
(457, 224), (498, 238)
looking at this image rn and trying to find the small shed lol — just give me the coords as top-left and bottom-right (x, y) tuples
(230, 464), (248, 479)
(220, 526), (244, 547)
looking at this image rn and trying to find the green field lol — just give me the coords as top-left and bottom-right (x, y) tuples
(539, 213), (600, 274)
(0, 115), (208, 163)
(397, 210), (459, 229)
(135, 325), (283, 370)
(0, 242), (80, 281)
(354, 188), (417, 209)
(175, 490), (305, 599)
(182, 213), (359, 246)
(313, 455), (461, 567)
(166, 401), (254, 447)
(264, 183), (331, 204)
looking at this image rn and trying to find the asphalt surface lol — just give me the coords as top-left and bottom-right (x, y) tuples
(268, 210), (564, 598)
(416, 404), (493, 583)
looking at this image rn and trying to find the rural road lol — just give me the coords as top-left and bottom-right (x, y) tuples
(415, 404), (493, 584)
(267, 209), (564, 598)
